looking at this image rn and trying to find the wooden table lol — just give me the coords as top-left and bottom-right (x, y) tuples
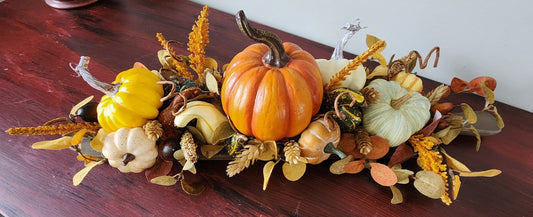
(1, 0), (532, 216)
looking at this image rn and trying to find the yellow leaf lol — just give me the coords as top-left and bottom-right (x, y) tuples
(461, 103), (477, 124)
(390, 185), (404, 204)
(70, 96), (94, 117)
(71, 129), (88, 145)
(441, 127), (462, 145)
(367, 65), (388, 79)
(258, 140), (278, 161)
(470, 126), (482, 151)
(150, 176), (178, 186)
(204, 57), (218, 70)
(205, 70), (219, 95)
(441, 150), (471, 172)
(492, 107), (505, 129)
(32, 137), (72, 150)
(263, 161), (277, 190)
(282, 162), (306, 181)
(374, 53), (388, 66)
(181, 179), (206, 195)
(480, 80), (495, 104)
(459, 169), (502, 177)
(73, 160), (104, 186)
(452, 175), (461, 200)
(366, 34), (386, 51)
(414, 171), (446, 199)
(90, 128), (108, 152)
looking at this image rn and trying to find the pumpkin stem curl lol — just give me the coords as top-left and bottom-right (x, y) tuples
(333, 91), (360, 120)
(70, 56), (121, 97)
(391, 92), (414, 110)
(236, 10), (290, 68)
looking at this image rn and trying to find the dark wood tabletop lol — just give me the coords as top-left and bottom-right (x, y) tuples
(1, 0), (532, 216)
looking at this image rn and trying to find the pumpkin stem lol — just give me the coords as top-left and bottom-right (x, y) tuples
(121, 153), (136, 166)
(70, 56), (121, 97)
(391, 92), (414, 110)
(331, 21), (366, 60)
(236, 10), (290, 68)
(323, 142), (346, 159)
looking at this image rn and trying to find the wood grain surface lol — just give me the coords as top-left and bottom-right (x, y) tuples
(1, 0), (532, 216)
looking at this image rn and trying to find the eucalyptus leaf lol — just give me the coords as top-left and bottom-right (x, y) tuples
(282, 162), (306, 181)
(181, 179), (206, 195)
(173, 149), (185, 161)
(441, 127), (462, 145)
(263, 161), (277, 190)
(258, 140), (278, 161)
(205, 71), (219, 95)
(452, 175), (461, 200)
(392, 168), (414, 184)
(32, 136), (72, 150)
(441, 149), (471, 172)
(480, 80), (495, 104)
(73, 160), (104, 186)
(150, 176), (178, 186)
(470, 125), (482, 151)
(413, 171), (446, 199)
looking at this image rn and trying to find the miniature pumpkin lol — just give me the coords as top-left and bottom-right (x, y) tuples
(102, 127), (158, 173)
(221, 11), (323, 141)
(392, 71), (423, 92)
(73, 56), (164, 132)
(298, 116), (341, 164)
(363, 79), (430, 147)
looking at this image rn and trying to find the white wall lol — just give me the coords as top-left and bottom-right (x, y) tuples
(192, 0), (533, 112)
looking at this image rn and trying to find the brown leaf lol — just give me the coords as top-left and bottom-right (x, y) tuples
(413, 171), (446, 199)
(461, 103), (477, 124)
(145, 158), (173, 182)
(450, 77), (469, 93)
(263, 161), (277, 190)
(365, 136), (390, 160)
(73, 160), (104, 186)
(150, 176), (178, 186)
(418, 118), (441, 137)
(338, 133), (356, 154)
(343, 159), (365, 174)
(282, 162), (306, 181)
(330, 155), (355, 175)
(387, 143), (414, 167)
(459, 169), (501, 177)
(390, 185), (403, 204)
(370, 162), (398, 186)
(181, 179), (206, 195)
(32, 136), (73, 150)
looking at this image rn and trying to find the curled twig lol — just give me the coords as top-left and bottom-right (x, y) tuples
(333, 91), (359, 120)
(405, 46), (440, 70)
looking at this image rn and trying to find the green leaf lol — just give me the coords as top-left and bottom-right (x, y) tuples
(32, 137), (72, 150)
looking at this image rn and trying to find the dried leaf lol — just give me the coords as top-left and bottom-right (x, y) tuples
(263, 161), (277, 190)
(181, 179), (206, 195)
(492, 107), (505, 129)
(440, 127), (462, 145)
(258, 140), (278, 161)
(145, 158), (173, 182)
(205, 70), (219, 95)
(459, 169), (501, 177)
(70, 96), (94, 117)
(182, 160), (195, 172)
(391, 165), (414, 184)
(211, 121), (235, 145)
(133, 62), (148, 69)
(174, 149), (185, 161)
(367, 65), (388, 79)
(73, 160), (104, 186)
(71, 129), (88, 145)
(330, 155), (355, 175)
(343, 159), (365, 174)
(390, 185), (404, 204)
(441, 149), (471, 172)
(366, 34), (384, 50)
(150, 176), (178, 186)
(90, 128), (108, 152)
(201, 144), (226, 159)
(470, 125), (482, 151)
(365, 136), (390, 160)
(452, 175), (461, 200)
(387, 143), (414, 167)
(480, 80), (495, 104)
(413, 171), (446, 199)
(461, 103), (477, 124)
(450, 77), (469, 93)
(370, 162), (398, 186)
(282, 162), (306, 181)
(32, 136), (72, 150)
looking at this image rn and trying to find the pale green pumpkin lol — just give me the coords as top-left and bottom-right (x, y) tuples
(363, 79), (430, 147)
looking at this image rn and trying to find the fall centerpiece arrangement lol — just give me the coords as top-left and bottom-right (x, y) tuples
(6, 6), (504, 205)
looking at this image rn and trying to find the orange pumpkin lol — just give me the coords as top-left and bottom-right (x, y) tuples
(220, 11), (323, 141)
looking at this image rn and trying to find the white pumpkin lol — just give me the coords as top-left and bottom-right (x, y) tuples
(102, 127), (158, 173)
(363, 79), (431, 147)
(317, 59), (367, 91)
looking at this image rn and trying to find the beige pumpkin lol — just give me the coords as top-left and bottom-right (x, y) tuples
(298, 117), (341, 164)
(316, 59), (367, 91)
(363, 79), (430, 147)
(102, 127), (158, 173)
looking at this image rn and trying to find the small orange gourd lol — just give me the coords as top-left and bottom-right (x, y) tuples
(298, 114), (342, 165)
(221, 11), (323, 141)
